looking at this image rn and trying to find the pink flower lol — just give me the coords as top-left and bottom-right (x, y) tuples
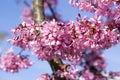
(55, 67), (78, 80)
(37, 73), (50, 80)
(0, 47), (32, 73)
(82, 69), (94, 80)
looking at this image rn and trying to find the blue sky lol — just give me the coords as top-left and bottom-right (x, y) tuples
(0, 0), (120, 80)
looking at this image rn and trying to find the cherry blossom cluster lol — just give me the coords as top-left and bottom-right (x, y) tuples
(8, 20), (82, 63)
(8, 15), (120, 64)
(83, 50), (106, 71)
(0, 47), (32, 73)
(69, 0), (120, 28)
(37, 73), (51, 80)
(55, 66), (79, 80)
(36, 50), (115, 80)
(1, 0), (120, 80)
(37, 65), (79, 80)
(53, 50), (106, 80)
(7, 10), (120, 80)
(78, 50), (106, 80)
(69, 0), (120, 17)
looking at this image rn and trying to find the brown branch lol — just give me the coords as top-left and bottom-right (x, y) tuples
(32, 0), (45, 24)
(32, 1), (65, 80)
(48, 58), (63, 73)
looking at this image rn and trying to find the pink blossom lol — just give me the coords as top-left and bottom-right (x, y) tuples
(55, 66), (78, 80)
(21, 8), (34, 24)
(0, 47), (32, 73)
(37, 73), (50, 80)
(69, 0), (119, 18)
(82, 69), (94, 80)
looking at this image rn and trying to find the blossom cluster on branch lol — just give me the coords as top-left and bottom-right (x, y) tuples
(0, 0), (120, 80)
(0, 47), (32, 73)
(7, 15), (120, 63)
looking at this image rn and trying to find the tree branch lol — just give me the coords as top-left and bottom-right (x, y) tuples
(32, 0), (65, 80)
(32, 0), (45, 24)
(47, 2), (57, 20)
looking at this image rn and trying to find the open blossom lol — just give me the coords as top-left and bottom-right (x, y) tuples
(82, 69), (94, 80)
(55, 66), (79, 80)
(0, 47), (32, 73)
(37, 73), (50, 80)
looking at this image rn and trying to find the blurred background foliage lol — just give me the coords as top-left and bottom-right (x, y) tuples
(0, 32), (8, 40)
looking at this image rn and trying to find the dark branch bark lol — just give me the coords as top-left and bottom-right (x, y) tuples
(47, 2), (57, 20)
(48, 58), (63, 73)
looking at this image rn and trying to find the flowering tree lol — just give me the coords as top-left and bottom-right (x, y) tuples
(0, 0), (120, 80)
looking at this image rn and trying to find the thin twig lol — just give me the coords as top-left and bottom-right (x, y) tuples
(47, 2), (58, 20)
